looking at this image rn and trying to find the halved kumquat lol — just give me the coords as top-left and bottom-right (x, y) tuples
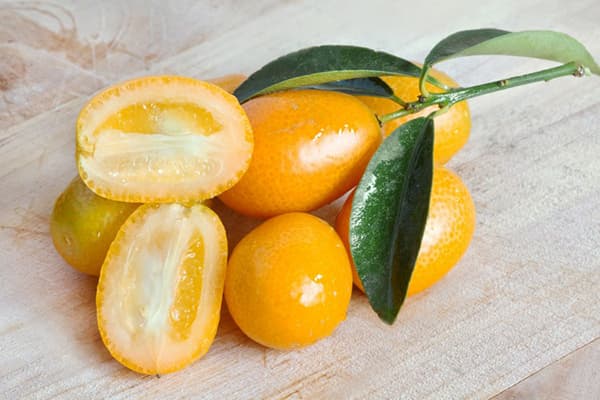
(76, 76), (253, 203)
(97, 203), (227, 375)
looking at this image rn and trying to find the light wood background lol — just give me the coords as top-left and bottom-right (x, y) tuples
(1, 1), (599, 399)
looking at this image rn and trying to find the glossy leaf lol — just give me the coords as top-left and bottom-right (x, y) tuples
(422, 29), (600, 80)
(234, 45), (422, 103)
(350, 117), (434, 324)
(306, 77), (394, 98)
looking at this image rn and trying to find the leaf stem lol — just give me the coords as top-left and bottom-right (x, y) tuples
(390, 94), (407, 107)
(380, 62), (583, 124)
(379, 109), (413, 124)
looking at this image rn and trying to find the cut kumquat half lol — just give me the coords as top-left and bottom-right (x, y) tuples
(76, 76), (253, 203)
(96, 203), (227, 375)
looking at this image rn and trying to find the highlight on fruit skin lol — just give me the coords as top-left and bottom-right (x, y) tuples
(76, 75), (253, 203)
(225, 212), (353, 350)
(358, 68), (471, 164)
(218, 89), (382, 218)
(96, 203), (228, 375)
(336, 166), (476, 295)
(50, 176), (139, 276)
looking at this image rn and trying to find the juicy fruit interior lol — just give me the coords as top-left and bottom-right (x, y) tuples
(77, 77), (253, 202)
(97, 203), (227, 375)
(92, 102), (223, 184)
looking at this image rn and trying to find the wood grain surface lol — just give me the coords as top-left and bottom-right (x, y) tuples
(493, 339), (600, 400)
(1, 1), (599, 399)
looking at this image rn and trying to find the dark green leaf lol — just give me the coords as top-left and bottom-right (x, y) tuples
(234, 45), (422, 103)
(350, 117), (434, 324)
(306, 77), (394, 98)
(424, 28), (509, 65)
(423, 29), (600, 76)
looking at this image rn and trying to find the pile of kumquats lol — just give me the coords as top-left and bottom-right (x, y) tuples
(49, 29), (599, 374)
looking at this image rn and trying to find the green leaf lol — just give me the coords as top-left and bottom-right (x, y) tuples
(306, 77), (394, 98)
(234, 45), (422, 103)
(350, 117), (434, 324)
(423, 29), (600, 76)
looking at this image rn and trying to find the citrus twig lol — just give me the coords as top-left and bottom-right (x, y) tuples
(381, 62), (584, 124)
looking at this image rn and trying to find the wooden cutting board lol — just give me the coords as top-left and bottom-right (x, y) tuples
(1, 1), (599, 399)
